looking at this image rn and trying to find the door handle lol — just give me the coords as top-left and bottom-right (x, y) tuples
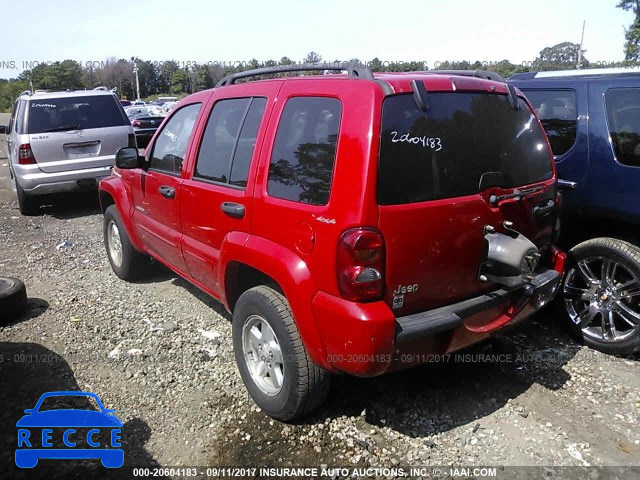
(158, 185), (176, 199)
(533, 199), (555, 217)
(557, 179), (577, 190)
(221, 201), (245, 219)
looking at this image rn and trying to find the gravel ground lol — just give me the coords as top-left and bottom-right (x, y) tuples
(0, 116), (639, 479)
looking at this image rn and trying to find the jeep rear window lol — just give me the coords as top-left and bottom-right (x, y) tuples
(378, 93), (553, 205)
(27, 95), (128, 134)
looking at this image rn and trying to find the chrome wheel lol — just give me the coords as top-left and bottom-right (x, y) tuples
(242, 314), (284, 396)
(564, 256), (640, 342)
(106, 220), (123, 268)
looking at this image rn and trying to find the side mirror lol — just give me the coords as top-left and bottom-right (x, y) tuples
(115, 147), (143, 169)
(0, 125), (7, 135)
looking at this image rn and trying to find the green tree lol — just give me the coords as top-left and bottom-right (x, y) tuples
(618, 1), (640, 61)
(533, 42), (588, 70)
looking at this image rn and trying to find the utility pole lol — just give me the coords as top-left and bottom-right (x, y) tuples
(131, 57), (141, 101)
(577, 20), (586, 69)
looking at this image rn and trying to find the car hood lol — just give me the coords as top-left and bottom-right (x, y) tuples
(16, 410), (123, 427)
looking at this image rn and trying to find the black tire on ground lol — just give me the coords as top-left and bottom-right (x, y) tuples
(0, 276), (27, 320)
(103, 205), (146, 281)
(16, 182), (39, 216)
(232, 285), (330, 421)
(562, 237), (640, 355)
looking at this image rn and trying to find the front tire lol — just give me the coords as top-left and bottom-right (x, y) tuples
(103, 205), (146, 281)
(562, 238), (640, 355)
(232, 286), (330, 421)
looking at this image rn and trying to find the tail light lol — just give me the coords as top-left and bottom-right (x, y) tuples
(131, 119), (141, 127)
(337, 228), (385, 302)
(18, 144), (36, 165)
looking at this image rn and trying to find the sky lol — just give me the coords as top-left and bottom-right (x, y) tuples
(0, 0), (634, 79)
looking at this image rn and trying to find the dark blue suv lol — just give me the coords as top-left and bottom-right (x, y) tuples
(509, 68), (640, 356)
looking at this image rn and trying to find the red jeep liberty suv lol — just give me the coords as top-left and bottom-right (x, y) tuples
(99, 64), (566, 421)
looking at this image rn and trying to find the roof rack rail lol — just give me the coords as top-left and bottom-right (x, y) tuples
(426, 69), (506, 83)
(93, 86), (109, 91)
(215, 63), (374, 87)
(17, 90), (32, 97)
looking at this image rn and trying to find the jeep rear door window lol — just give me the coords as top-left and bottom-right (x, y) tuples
(268, 97), (341, 206)
(378, 93), (553, 205)
(149, 103), (202, 175)
(195, 97), (267, 187)
(521, 89), (577, 156)
(26, 95), (129, 134)
(605, 88), (640, 167)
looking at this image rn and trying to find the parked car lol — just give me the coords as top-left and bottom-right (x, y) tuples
(129, 111), (166, 148)
(120, 99), (132, 107)
(509, 67), (640, 355)
(98, 65), (565, 420)
(0, 87), (135, 215)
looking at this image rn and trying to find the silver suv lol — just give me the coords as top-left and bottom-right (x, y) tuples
(0, 87), (135, 215)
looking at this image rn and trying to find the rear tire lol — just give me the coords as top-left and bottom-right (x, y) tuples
(232, 286), (330, 421)
(561, 238), (640, 355)
(103, 205), (146, 281)
(16, 182), (39, 216)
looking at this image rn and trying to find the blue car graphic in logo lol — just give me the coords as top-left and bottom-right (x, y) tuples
(15, 391), (124, 468)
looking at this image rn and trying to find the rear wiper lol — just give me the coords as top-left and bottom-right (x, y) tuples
(489, 189), (523, 206)
(43, 124), (81, 132)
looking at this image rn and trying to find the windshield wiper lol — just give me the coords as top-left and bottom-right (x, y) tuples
(43, 124), (81, 132)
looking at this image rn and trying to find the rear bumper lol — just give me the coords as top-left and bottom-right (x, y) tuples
(15, 164), (113, 195)
(312, 251), (565, 377)
(395, 268), (561, 344)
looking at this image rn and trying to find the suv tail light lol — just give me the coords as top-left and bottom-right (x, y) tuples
(18, 144), (36, 165)
(337, 228), (385, 302)
(131, 119), (141, 127)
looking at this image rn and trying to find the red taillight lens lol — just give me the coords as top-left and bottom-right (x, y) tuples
(18, 144), (36, 165)
(337, 228), (385, 302)
(131, 120), (141, 127)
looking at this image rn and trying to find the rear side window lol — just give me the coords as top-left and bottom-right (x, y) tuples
(195, 97), (267, 187)
(521, 89), (577, 156)
(605, 88), (640, 167)
(15, 100), (27, 134)
(26, 95), (128, 134)
(378, 93), (553, 205)
(268, 97), (341, 206)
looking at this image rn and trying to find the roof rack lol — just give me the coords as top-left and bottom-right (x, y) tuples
(17, 90), (32, 97)
(215, 63), (374, 87)
(93, 86), (109, 91)
(426, 69), (506, 83)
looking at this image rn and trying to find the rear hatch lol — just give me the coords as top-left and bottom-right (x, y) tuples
(377, 88), (556, 316)
(27, 94), (131, 173)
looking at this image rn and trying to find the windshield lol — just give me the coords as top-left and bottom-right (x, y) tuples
(377, 92), (553, 205)
(27, 95), (129, 134)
